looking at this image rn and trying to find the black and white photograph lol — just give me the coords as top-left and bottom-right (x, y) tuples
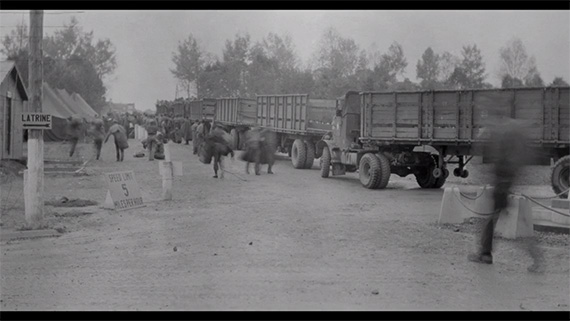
(0, 7), (569, 315)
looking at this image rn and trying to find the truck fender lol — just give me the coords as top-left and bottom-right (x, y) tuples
(316, 139), (341, 162)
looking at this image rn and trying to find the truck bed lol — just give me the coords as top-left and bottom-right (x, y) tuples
(215, 98), (257, 126)
(256, 94), (336, 134)
(186, 99), (216, 121)
(360, 87), (569, 146)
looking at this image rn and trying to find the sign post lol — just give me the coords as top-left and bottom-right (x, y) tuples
(103, 171), (145, 211)
(24, 10), (44, 228)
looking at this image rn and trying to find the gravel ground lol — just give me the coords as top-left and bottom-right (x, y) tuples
(1, 139), (569, 311)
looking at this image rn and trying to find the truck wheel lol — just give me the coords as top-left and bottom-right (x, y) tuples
(373, 153), (391, 189)
(415, 157), (437, 188)
(551, 155), (569, 198)
(304, 140), (316, 169)
(359, 153), (383, 189)
(291, 139), (307, 169)
(230, 129), (239, 150)
(320, 146), (331, 178)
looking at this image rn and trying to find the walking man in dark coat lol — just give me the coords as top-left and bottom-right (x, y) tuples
(145, 120), (160, 161)
(67, 116), (84, 158)
(467, 117), (544, 273)
(89, 118), (106, 160)
(104, 120), (129, 162)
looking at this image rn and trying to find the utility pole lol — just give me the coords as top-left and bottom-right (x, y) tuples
(25, 10), (44, 228)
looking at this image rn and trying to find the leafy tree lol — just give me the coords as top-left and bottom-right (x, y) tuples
(43, 17), (117, 81)
(523, 62), (544, 87)
(446, 45), (487, 89)
(416, 47), (440, 89)
(310, 28), (361, 97)
(1, 17), (116, 113)
(171, 34), (208, 98)
(371, 42), (408, 90)
(438, 51), (460, 86)
(221, 33), (251, 96)
(501, 74), (524, 88)
(550, 77), (569, 87)
(497, 37), (541, 87)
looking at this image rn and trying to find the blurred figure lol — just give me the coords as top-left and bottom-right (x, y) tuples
(181, 117), (193, 145)
(194, 120), (207, 156)
(67, 116), (84, 158)
(145, 120), (160, 161)
(468, 117), (544, 273)
(191, 120), (200, 154)
(104, 120), (129, 162)
(241, 127), (276, 175)
(142, 132), (165, 160)
(89, 118), (106, 160)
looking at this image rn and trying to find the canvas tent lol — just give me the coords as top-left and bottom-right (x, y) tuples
(72, 92), (98, 118)
(41, 82), (97, 141)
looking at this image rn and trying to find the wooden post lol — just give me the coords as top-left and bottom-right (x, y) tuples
(25, 10), (44, 228)
(164, 143), (171, 161)
(160, 161), (173, 200)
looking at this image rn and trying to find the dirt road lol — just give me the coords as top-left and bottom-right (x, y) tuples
(1, 139), (569, 311)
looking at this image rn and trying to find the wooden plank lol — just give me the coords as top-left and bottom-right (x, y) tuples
(418, 92), (423, 139)
(393, 93), (397, 138)
(430, 92), (434, 139)
(368, 94), (373, 137)
(456, 91), (460, 139)
(553, 88), (560, 140)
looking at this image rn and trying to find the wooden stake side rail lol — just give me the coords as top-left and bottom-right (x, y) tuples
(256, 94), (336, 135)
(360, 87), (570, 146)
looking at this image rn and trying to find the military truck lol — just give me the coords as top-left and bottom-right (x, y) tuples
(213, 97), (258, 150)
(255, 94), (337, 169)
(185, 99), (216, 121)
(317, 87), (569, 197)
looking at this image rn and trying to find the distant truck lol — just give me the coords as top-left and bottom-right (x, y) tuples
(317, 87), (569, 197)
(213, 95), (337, 169)
(185, 99), (216, 121)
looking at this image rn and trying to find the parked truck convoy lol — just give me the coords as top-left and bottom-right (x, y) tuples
(156, 86), (569, 197)
(316, 87), (569, 197)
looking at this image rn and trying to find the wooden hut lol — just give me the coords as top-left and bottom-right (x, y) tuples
(0, 60), (28, 161)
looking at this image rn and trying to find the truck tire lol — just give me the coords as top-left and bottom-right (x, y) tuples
(372, 153), (391, 189)
(359, 153), (383, 189)
(304, 140), (316, 169)
(320, 146), (331, 178)
(415, 156), (437, 188)
(291, 139), (307, 169)
(551, 155), (569, 198)
(230, 129), (239, 150)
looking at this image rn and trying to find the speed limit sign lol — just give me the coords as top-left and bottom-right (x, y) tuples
(104, 171), (145, 211)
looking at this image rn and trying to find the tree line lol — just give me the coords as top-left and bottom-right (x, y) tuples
(2, 19), (568, 115)
(1, 17), (116, 115)
(171, 27), (569, 101)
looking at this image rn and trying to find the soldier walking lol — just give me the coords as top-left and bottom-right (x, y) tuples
(104, 120), (129, 162)
(89, 118), (106, 160)
(67, 116), (84, 158)
(467, 117), (544, 273)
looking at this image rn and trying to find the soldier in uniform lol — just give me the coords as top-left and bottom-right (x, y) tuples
(104, 120), (129, 162)
(181, 117), (193, 145)
(145, 119), (160, 161)
(67, 116), (84, 158)
(191, 120), (201, 155)
(89, 118), (106, 160)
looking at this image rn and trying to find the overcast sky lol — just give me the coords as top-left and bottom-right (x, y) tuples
(1, 10), (569, 111)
